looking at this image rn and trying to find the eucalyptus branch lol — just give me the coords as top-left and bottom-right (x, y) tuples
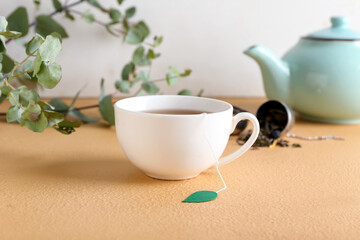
(0, 1), (193, 132)
(6, 0), (85, 44)
(0, 101), (110, 116)
(68, 9), (126, 35)
(1, 53), (35, 81)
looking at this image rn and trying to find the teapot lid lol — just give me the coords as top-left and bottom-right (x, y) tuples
(305, 16), (360, 41)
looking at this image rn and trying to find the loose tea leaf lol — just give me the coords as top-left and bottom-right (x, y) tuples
(233, 104), (300, 149)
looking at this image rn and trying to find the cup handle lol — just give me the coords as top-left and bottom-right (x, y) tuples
(218, 112), (260, 166)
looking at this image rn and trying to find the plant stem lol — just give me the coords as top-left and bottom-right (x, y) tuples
(3, 78), (16, 90)
(3, 78), (25, 111)
(13, 54), (34, 74)
(11, 68), (34, 79)
(152, 78), (166, 83)
(132, 87), (142, 97)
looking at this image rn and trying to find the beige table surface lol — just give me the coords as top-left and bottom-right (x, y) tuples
(1, 98), (360, 240)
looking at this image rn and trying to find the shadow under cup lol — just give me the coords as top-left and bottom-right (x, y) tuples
(114, 95), (236, 180)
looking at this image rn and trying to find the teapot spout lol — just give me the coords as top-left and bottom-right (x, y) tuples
(244, 45), (290, 103)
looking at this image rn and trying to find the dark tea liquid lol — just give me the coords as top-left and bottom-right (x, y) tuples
(143, 109), (211, 115)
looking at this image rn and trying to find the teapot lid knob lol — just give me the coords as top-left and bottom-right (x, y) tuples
(331, 16), (349, 28)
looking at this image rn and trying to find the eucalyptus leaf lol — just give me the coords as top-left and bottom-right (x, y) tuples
(38, 35), (61, 63)
(121, 62), (135, 80)
(25, 35), (44, 55)
(69, 109), (100, 123)
(32, 53), (42, 76)
(44, 110), (64, 127)
(153, 36), (163, 47)
(122, 18), (129, 31)
(132, 46), (144, 64)
(7, 7), (29, 36)
(0, 16), (7, 32)
(169, 66), (180, 75)
(21, 103), (41, 121)
(86, 0), (105, 11)
(109, 8), (122, 21)
(7, 90), (19, 106)
(33, 0), (41, 7)
(35, 15), (68, 38)
(52, 0), (62, 11)
(139, 71), (151, 82)
(117, 0), (124, 4)
(125, 7), (136, 18)
(115, 80), (130, 93)
(50, 32), (62, 42)
(180, 69), (192, 77)
(19, 88), (40, 106)
(166, 73), (177, 85)
(125, 27), (143, 44)
(65, 10), (75, 21)
(25, 112), (48, 133)
(0, 31), (22, 39)
(57, 120), (81, 128)
(54, 120), (81, 134)
(0, 85), (12, 95)
(137, 21), (150, 39)
(82, 11), (95, 24)
(178, 89), (192, 96)
(7, 62), (18, 83)
(0, 36), (6, 54)
(48, 98), (69, 113)
(132, 46), (150, 66)
(6, 105), (20, 122)
(100, 78), (105, 100)
(99, 95), (115, 125)
(0, 94), (5, 104)
(37, 62), (61, 89)
(125, 21), (149, 44)
(147, 49), (157, 59)
(105, 23), (119, 37)
(141, 82), (159, 94)
(38, 100), (55, 110)
(22, 60), (34, 72)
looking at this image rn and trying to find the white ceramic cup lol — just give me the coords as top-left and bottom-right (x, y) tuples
(115, 95), (260, 180)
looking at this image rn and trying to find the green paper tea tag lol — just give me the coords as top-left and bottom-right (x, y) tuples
(181, 114), (227, 204)
(182, 191), (218, 203)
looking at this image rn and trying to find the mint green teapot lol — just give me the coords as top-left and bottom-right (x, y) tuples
(244, 16), (360, 123)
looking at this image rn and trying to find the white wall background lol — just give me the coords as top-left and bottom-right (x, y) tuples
(2, 0), (360, 97)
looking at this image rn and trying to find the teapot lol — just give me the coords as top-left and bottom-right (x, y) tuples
(244, 16), (360, 124)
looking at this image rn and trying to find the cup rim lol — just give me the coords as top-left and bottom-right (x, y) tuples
(114, 95), (233, 117)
